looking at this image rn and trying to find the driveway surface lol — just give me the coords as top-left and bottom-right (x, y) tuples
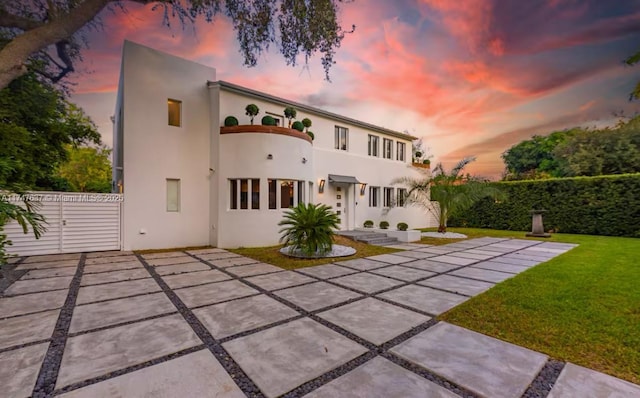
(1, 238), (639, 398)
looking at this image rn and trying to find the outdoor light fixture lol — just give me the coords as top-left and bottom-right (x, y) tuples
(302, 157), (307, 164)
(318, 179), (326, 193)
(360, 183), (367, 195)
(267, 154), (273, 160)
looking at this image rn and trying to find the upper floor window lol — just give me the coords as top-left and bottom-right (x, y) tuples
(335, 126), (349, 151)
(368, 135), (379, 157)
(383, 138), (393, 159)
(383, 187), (394, 207)
(369, 186), (380, 207)
(168, 99), (181, 127)
(397, 142), (406, 161)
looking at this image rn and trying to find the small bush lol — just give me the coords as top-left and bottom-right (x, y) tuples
(397, 222), (408, 231)
(423, 159), (430, 165)
(307, 131), (314, 140)
(302, 118), (312, 130)
(415, 151), (422, 158)
(379, 221), (389, 229)
(245, 104), (260, 124)
(261, 115), (276, 126)
(224, 116), (239, 126)
(292, 121), (304, 131)
(364, 220), (374, 228)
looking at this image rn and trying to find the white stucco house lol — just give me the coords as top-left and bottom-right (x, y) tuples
(113, 41), (434, 250)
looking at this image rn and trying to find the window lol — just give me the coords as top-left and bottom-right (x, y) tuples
(166, 179), (180, 212)
(383, 187), (394, 207)
(268, 179), (277, 209)
(368, 135), (379, 157)
(383, 138), (393, 159)
(397, 142), (406, 161)
(334, 126), (349, 151)
(369, 186), (380, 207)
(168, 99), (181, 127)
(297, 181), (305, 204)
(230, 179), (259, 210)
(397, 188), (407, 207)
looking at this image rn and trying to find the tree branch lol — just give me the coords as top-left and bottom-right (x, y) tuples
(0, 8), (43, 30)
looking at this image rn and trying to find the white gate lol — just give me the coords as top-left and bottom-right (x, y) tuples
(3, 192), (123, 256)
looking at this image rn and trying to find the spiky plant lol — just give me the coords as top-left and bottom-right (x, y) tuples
(393, 157), (504, 233)
(278, 203), (340, 257)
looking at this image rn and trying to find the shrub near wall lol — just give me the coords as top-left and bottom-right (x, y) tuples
(449, 174), (640, 237)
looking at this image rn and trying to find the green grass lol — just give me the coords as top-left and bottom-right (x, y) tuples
(437, 228), (640, 384)
(228, 235), (399, 270)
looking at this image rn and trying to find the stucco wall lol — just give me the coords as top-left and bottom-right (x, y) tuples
(119, 41), (215, 250)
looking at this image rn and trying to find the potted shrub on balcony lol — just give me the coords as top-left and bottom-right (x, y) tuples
(261, 115), (277, 126)
(292, 121), (304, 132)
(302, 118), (312, 132)
(284, 106), (297, 127)
(245, 104), (260, 125)
(224, 116), (238, 126)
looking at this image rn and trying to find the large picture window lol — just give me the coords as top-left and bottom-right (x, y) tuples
(229, 178), (259, 210)
(334, 126), (349, 151)
(383, 138), (393, 159)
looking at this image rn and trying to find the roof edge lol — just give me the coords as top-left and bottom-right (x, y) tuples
(208, 80), (418, 141)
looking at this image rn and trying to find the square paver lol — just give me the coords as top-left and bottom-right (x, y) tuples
(141, 251), (186, 260)
(0, 290), (68, 318)
(491, 256), (541, 267)
(57, 314), (201, 389)
(0, 309), (59, 350)
(274, 282), (362, 311)
(83, 261), (143, 274)
(331, 273), (404, 294)
(161, 269), (230, 289)
(548, 363), (640, 398)
(196, 252), (241, 261)
(58, 350), (245, 398)
(80, 269), (150, 286)
(297, 264), (358, 279)
(146, 256), (196, 267)
(21, 267), (77, 280)
(154, 261), (211, 276)
(244, 271), (314, 291)
(449, 251), (495, 261)
(365, 254), (416, 265)
(307, 356), (458, 398)
(378, 285), (467, 315)
(371, 265), (436, 282)
(194, 294), (299, 339)
(450, 267), (514, 283)
(384, 244), (422, 250)
(223, 317), (367, 397)
(414, 247), (457, 255)
(22, 253), (81, 263)
(334, 258), (389, 271)
(472, 261), (530, 274)
(0, 343), (49, 398)
(175, 280), (258, 308)
(318, 298), (429, 345)
(85, 251), (133, 258)
(15, 259), (79, 270)
(225, 263), (282, 277)
(429, 255), (478, 266)
(391, 322), (548, 398)
(85, 255), (138, 265)
(69, 292), (177, 333)
(76, 278), (161, 305)
(401, 259), (460, 273)
(208, 256), (259, 268)
(393, 250), (440, 260)
(186, 248), (228, 255)
(4, 276), (73, 296)
(418, 275), (495, 296)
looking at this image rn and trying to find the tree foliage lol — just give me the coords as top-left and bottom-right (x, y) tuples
(502, 116), (640, 180)
(0, 72), (101, 191)
(0, 0), (354, 89)
(57, 145), (112, 192)
(393, 157), (504, 233)
(244, 103), (259, 124)
(625, 49), (640, 101)
(278, 202), (340, 257)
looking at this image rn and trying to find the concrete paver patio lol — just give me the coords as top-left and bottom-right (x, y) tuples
(1, 238), (638, 397)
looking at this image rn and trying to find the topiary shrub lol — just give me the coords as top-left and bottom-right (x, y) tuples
(261, 115), (276, 126)
(363, 220), (374, 228)
(397, 222), (408, 231)
(224, 116), (239, 126)
(307, 131), (315, 140)
(292, 121), (304, 131)
(302, 118), (312, 131)
(284, 106), (297, 127)
(379, 221), (389, 229)
(245, 104), (260, 124)
(423, 159), (430, 165)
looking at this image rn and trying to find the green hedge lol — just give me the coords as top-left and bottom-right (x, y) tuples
(449, 174), (640, 237)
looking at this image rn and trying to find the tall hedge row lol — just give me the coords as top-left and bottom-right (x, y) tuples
(449, 174), (640, 237)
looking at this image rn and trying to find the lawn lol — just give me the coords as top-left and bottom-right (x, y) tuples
(228, 235), (399, 270)
(437, 228), (640, 384)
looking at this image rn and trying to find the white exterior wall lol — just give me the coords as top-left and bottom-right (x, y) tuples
(118, 41), (214, 250)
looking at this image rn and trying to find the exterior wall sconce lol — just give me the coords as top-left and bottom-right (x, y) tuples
(267, 154), (273, 160)
(302, 157), (307, 164)
(318, 179), (326, 193)
(360, 183), (367, 195)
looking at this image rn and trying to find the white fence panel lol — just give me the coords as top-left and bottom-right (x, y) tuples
(3, 192), (122, 256)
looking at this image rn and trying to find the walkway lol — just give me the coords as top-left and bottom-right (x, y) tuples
(1, 238), (639, 398)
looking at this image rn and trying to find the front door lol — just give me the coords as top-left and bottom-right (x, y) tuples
(334, 184), (355, 231)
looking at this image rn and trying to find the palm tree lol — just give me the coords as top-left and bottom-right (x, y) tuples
(278, 203), (340, 257)
(393, 157), (503, 233)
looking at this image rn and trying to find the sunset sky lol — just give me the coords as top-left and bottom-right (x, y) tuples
(70, 0), (640, 179)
